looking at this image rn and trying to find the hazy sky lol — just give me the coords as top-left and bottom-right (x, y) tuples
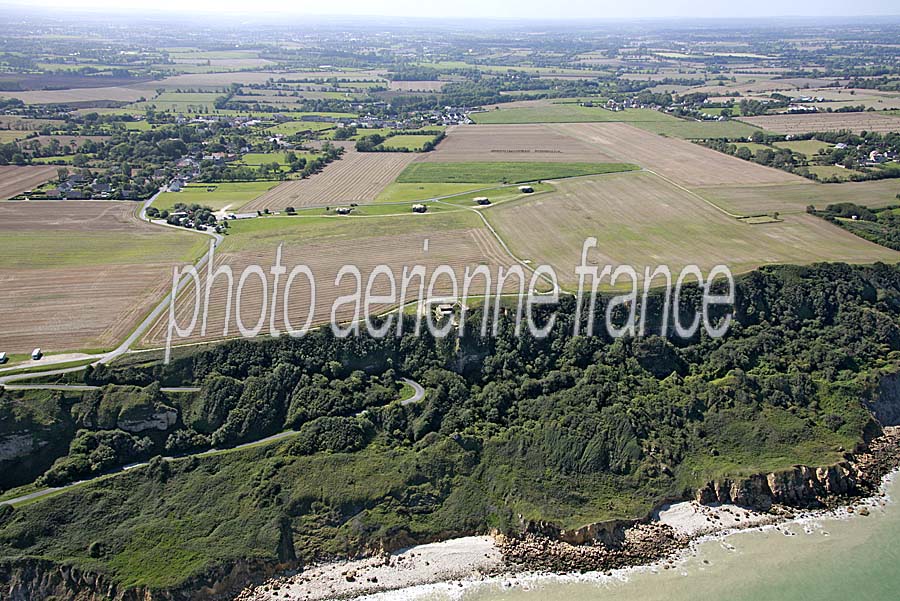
(3, 0), (899, 19)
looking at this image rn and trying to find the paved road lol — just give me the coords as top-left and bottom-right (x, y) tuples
(0, 379), (424, 507)
(401, 377), (425, 405)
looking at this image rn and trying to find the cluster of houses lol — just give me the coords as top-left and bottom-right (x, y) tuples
(45, 172), (114, 200)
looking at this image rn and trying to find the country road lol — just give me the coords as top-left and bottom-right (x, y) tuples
(0, 378), (425, 507)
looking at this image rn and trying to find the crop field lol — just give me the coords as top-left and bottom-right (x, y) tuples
(694, 179), (900, 215)
(739, 112), (900, 134)
(140, 212), (519, 348)
(807, 165), (867, 181)
(0, 165), (59, 198)
(0, 86), (147, 105)
(472, 105), (672, 124)
(0, 131), (33, 143)
(487, 171), (900, 289)
(241, 151), (418, 210)
(387, 80), (446, 92)
(772, 139), (832, 156)
(265, 121), (336, 135)
(551, 122), (803, 187)
(154, 182), (280, 212)
(0, 201), (204, 353)
(378, 135), (437, 151)
(628, 118), (763, 139)
(418, 124), (617, 163)
(375, 182), (489, 202)
(396, 161), (639, 184)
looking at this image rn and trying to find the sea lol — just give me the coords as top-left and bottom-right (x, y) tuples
(364, 471), (900, 601)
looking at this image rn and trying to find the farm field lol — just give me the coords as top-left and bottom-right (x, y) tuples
(471, 105), (672, 124)
(387, 80), (446, 92)
(0, 165), (59, 199)
(0, 131), (33, 143)
(0, 201), (205, 353)
(628, 118), (762, 139)
(375, 182), (488, 202)
(417, 123), (617, 163)
(694, 179), (900, 215)
(378, 135), (436, 151)
(153, 182), (280, 212)
(773, 139), (832, 156)
(0, 86), (147, 105)
(241, 150), (418, 210)
(807, 165), (867, 181)
(738, 112), (900, 134)
(396, 161), (638, 184)
(140, 211), (517, 348)
(551, 122), (804, 187)
(486, 171), (900, 289)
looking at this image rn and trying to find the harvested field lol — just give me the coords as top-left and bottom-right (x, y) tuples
(551, 122), (804, 187)
(0, 86), (147, 105)
(242, 151), (418, 210)
(0, 201), (204, 353)
(695, 179), (900, 215)
(140, 213), (519, 347)
(738, 112), (900, 134)
(388, 80), (446, 92)
(417, 124), (617, 163)
(0, 165), (59, 199)
(487, 171), (900, 289)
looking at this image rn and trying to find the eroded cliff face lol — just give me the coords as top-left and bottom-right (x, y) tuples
(867, 371), (900, 427)
(695, 462), (858, 511)
(0, 557), (283, 601)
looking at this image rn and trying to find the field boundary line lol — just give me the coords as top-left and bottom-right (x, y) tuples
(643, 169), (744, 219)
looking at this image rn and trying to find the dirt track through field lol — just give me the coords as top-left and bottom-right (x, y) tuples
(242, 151), (418, 211)
(0, 165), (59, 199)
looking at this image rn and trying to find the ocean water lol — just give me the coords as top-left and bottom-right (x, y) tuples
(367, 473), (900, 601)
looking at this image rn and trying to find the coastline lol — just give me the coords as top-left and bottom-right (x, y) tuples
(238, 426), (900, 601)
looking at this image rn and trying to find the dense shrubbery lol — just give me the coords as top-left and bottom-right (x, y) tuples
(4, 263), (900, 590)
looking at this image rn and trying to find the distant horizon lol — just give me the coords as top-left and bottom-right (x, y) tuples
(1, 1), (899, 22)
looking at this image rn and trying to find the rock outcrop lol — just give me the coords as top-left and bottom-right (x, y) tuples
(0, 556), (283, 601)
(695, 462), (858, 511)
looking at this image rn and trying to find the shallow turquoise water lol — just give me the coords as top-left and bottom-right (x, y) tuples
(461, 474), (900, 601)
(373, 474), (900, 601)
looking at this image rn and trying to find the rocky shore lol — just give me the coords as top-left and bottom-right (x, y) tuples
(240, 427), (900, 600)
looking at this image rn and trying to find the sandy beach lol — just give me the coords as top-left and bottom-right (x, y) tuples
(236, 501), (784, 601)
(236, 536), (502, 601)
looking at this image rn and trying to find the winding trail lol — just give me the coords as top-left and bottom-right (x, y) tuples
(0, 378), (425, 507)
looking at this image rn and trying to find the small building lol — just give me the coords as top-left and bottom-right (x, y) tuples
(474, 196), (491, 205)
(412, 204), (427, 213)
(518, 185), (534, 193)
(31, 348), (42, 361)
(0, 351), (7, 364)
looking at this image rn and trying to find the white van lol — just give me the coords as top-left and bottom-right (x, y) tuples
(31, 348), (42, 360)
(0, 352), (7, 364)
